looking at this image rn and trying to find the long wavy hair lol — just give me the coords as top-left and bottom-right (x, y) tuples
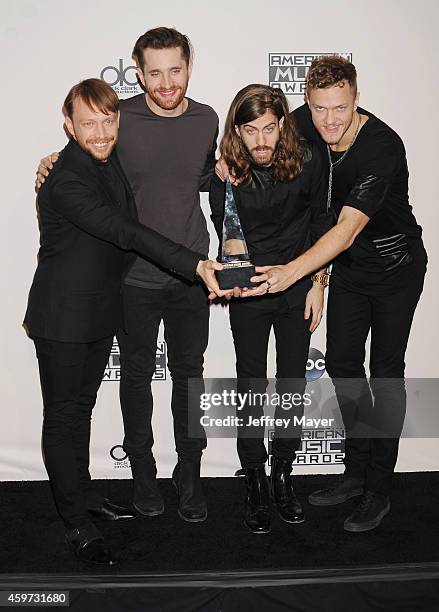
(220, 84), (303, 185)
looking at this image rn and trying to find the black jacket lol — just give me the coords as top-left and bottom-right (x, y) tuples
(209, 142), (333, 306)
(24, 139), (203, 342)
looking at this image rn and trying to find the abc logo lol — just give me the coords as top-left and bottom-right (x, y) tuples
(110, 445), (128, 461)
(101, 59), (138, 87)
(306, 347), (325, 381)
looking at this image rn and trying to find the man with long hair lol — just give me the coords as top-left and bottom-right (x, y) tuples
(210, 84), (332, 534)
(243, 57), (427, 533)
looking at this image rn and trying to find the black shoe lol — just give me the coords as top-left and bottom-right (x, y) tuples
(308, 476), (364, 506)
(244, 467), (271, 534)
(172, 461), (207, 523)
(344, 490), (391, 533)
(65, 523), (117, 566)
(88, 498), (136, 521)
(270, 458), (304, 524)
(130, 455), (164, 516)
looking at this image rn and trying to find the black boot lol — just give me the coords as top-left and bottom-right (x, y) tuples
(243, 466), (271, 534)
(270, 457), (305, 524)
(130, 455), (164, 516)
(172, 461), (207, 522)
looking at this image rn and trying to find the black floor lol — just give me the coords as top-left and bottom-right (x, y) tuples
(1, 472), (439, 577)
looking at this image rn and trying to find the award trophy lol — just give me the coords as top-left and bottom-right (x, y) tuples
(216, 180), (256, 290)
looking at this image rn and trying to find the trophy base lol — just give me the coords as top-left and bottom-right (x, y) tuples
(216, 261), (256, 290)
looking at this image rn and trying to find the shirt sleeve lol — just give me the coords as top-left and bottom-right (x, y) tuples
(199, 122), (219, 192)
(208, 173), (225, 258)
(49, 170), (203, 281)
(343, 135), (403, 218)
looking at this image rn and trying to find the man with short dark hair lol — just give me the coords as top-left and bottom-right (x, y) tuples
(26, 78), (223, 564)
(244, 56), (427, 532)
(117, 28), (218, 523)
(37, 27), (219, 523)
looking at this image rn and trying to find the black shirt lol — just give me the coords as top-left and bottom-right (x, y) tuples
(209, 141), (333, 304)
(293, 104), (425, 285)
(95, 157), (127, 209)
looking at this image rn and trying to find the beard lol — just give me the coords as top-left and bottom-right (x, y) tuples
(250, 145), (274, 166)
(82, 136), (117, 162)
(146, 82), (188, 111)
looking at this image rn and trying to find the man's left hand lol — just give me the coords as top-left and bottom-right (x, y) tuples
(242, 264), (299, 297)
(304, 284), (325, 332)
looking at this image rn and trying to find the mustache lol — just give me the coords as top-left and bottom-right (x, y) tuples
(86, 138), (114, 144)
(252, 146), (273, 153)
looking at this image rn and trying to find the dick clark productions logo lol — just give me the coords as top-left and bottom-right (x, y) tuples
(100, 59), (141, 97)
(269, 52), (352, 95)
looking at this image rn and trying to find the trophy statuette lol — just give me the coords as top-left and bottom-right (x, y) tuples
(216, 180), (256, 290)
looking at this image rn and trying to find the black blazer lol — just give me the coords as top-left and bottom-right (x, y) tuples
(24, 139), (203, 342)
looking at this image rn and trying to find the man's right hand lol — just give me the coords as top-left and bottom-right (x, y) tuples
(35, 152), (59, 192)
(215, 157), (240, 185)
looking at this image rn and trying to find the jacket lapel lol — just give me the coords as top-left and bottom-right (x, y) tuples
(111, 150), (139, 221)
(66, 139), (120, 209)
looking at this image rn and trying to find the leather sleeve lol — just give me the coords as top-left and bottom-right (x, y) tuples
(346, 174), (390, 218)
(344, 135), (403, 218)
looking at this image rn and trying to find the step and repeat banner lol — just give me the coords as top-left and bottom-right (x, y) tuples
(1, 0), (438, 481)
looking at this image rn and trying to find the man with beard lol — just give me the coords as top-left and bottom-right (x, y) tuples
(25, 78), (223, 565)
(37, 28), (218, 524)
(211, 84), (331, 534)
(242, 57), (427, 532)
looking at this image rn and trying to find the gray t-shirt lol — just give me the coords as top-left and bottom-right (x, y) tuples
(117, 94), (218, 288)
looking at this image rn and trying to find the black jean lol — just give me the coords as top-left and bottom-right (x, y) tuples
(326, 255), (427, 496)
(117, 282), (208, 464)
(229, 293), (311, 468)
(34, 335), (113, 529)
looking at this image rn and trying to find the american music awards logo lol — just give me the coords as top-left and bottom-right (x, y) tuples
(269, 53), (352, 95)
(100, 59), (142, 98)
(103, 337), (167, 382)
(269, 346), (345, 466)
(267, 428), (345, 466)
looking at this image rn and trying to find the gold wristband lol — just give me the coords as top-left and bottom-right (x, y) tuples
(311, 272), (330, 287)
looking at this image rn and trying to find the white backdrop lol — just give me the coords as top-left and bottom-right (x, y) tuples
(1, 0), (438, 481)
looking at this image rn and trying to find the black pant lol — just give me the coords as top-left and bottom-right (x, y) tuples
(34, 336), (113, 529)
(326, 257), (426, 495)
(117, 282), (208, 464)
(230, 294), (311, 468)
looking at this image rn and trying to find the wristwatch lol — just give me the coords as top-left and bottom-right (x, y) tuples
(311, 272), (330, 287)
